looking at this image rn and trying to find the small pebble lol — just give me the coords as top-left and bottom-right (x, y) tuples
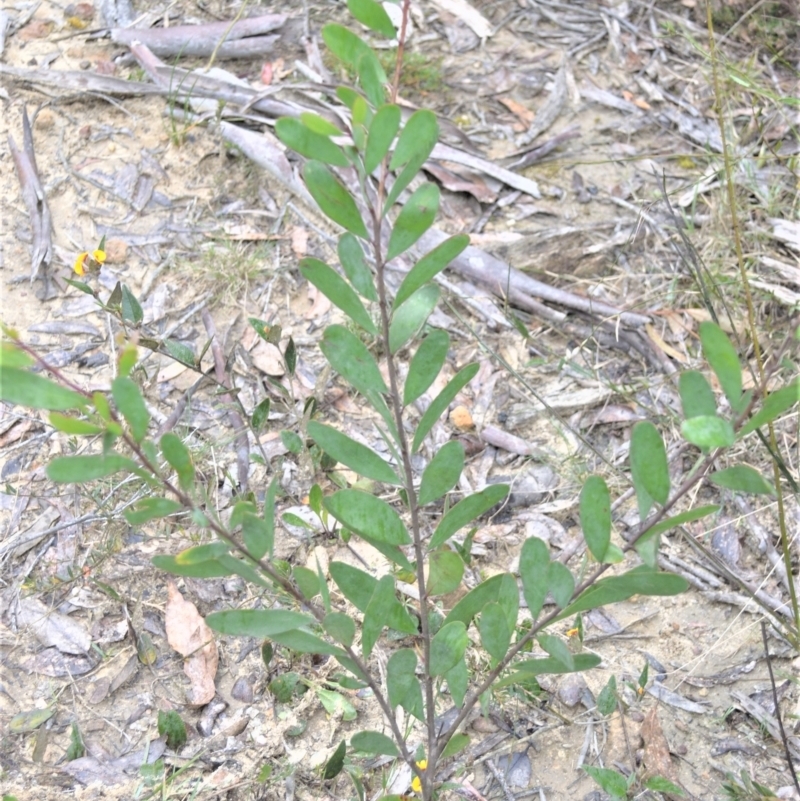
(231, 677), (254, 703)
(629, 709), (644, 722)
(35, 109), (56, 131)
(104, 238), (128, 263)
(79, 60), (91, 70)
(675, 743), (687, 755)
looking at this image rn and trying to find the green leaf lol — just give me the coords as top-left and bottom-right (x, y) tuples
(412, 363), (480, 452)
(365, 104), (401, 173)
(269, 629), (347, 657)
(160, 433), (194, 491)
(118, 343), (138, 378)
(329, 562), (418, 633)
(300, 112), (343, 136)
(404, 329), (449, 407)
(709, 464), (775, 495)
(320, 325), (387, 398)
(547, 561), (575, 609)
(681, 415), (735, 449)
(679, 370), (717, 419)
(596, 675), (617, 716)
(275, 118), (348, 167)
(580, 475), (611, 563)
(630, 421), (670, 518)
(537, 633), (574, 671)
(284, 337), (297, 376)
(157, 710), (187, 750)
(322, 23), (379, 72)
(739, 379), (799, 436)
(47, 454), (139, 483)
(294, 566), (320, 599)
(152, 554), (232, 578)
(644, 776), (685, 795)
(496, 653), (602, 688)
(479, 601), (511, 664)
(519, 536), (550, 619)
(66, 722), (85, 761)
(0, 367), (86, 410)
(324, 612), (356, 647)
(430, 483), (508, 550)
(386, 110), (439, 210)
(395, 234), (470, 310)
(699, 321), (743, 410)
(583, 766), (628, 800)
(427, 549), (464, 596)
(440, 732), (470, 759)
(389, 284), (440, 353)
(49, 413), (104, 435)
(338, 233), (377, 301)
(445, 656), (468, 706)
(174, 542), (230, 564)
(639, 505), (719, 542)
(0, 343), (34, 368)
(206, 609), (314, 638)
(112, 377), (149, 442)
(419, 441), (464, 505)
(164, 338), (196, 367)
(362, 575), (396, 659)
(444, 573), (516, 628)
(269, 672), (300, 703)
(323, 740), (347, 780)
(387, 183), (440, 261)
(355, 49), (386, 108)
(308, 421), (399, 484)
(300, 258), (377, 334)
(124, 497), (183, 525)
(317, 688), (357, 721)
(558, 567), (688, 619)
(9, 705), (55, 733)
(430, 621), (468, 676)
(350, 730), (399, 757)
(325, 489), (411, 545)
(120, 284), (143, 324)
(304, 161), (368, 237)
(347, 0), (396, 38)
(252, 397), (271, 432)
(281, 429), (303, 454)
(387, 648), (417, 707)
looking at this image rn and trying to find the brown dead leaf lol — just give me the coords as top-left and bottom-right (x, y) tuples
(251, 340), (285, 376)
(18, 20), (55, 40)
(499, 97), (535, 126)
(305, 282), (332, 320)
(641, 707), (676, 783)
(646, 323), (687, 363)
(165, 582), (218, 706)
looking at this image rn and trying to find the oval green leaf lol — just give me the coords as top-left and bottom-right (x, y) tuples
(160, 432), (195, 491)
(1, 367), (86, 411)
(47, 454), (139, 483)
(338, 233), (377, 300)
(206, 609), (314, 637)
(320, 324), (387, 398)
(630, 420), (670, 511)
(124, 497), (183, 525)
(308, 421), (399, 484)
(739, 379), (799, 437)
(430, 621), (468, 676)
(580, 475), (611, 563)
(681, 415), (735, 449)
(709, 464), (775, 495)
(699, 321), (742, 409)
(275, 118), (349, 167)
(324, 612), (356, 647)
(395, 234), (470, 310)
(519, 535), (550, 619)
(427, 549), (464, 596)
(365, 104), (401, 174)
(679, 370), (717, 419)
(325, 489), (411, 545)
(430, 483), (508, 550)
(389, 284), (440, 353)
(404, 329), (449, 407)
(347, 0), (396, 38)
(419, 440), (464, 505)
(300, 257), (377, 334)
(350, 730), (399, 757)
(387, 183), (440, 261)
(112, 376), (149, 442)
(479, 601), (511, 664)
(304, 161), (368, 238)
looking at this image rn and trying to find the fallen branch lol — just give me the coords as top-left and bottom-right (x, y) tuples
(110, 14), (287, 60)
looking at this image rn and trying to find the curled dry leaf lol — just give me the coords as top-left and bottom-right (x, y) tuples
(641, 707), (676, 783)
(165, 581), (218, 706)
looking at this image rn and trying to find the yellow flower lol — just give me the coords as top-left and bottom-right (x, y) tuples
(74, 251), (89, 276)
(566, 627), (579, 638)
(411, 760), (427, 794)
(93, 249), (106, 264)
